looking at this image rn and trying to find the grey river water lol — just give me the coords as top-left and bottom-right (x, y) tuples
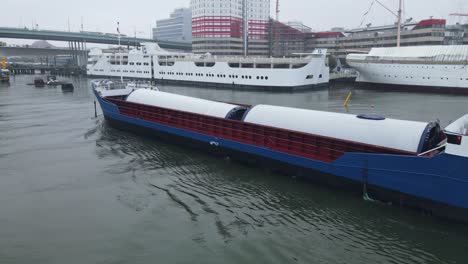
(1, 75), (468, 264)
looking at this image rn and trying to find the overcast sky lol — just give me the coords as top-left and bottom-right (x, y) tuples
(2, 0), (468, 46)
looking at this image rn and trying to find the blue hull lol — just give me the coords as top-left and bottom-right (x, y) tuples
(95, 91), (468, 222)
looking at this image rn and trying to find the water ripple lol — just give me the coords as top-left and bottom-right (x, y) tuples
(3, 77), (465, 263)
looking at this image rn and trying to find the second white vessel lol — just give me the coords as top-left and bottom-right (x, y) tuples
(347, 45), (468, 92)
(87, 43), (330, 90)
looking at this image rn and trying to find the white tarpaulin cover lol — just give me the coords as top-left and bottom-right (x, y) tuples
(126, 89), (239, 118)
(244, 104), (431, 153)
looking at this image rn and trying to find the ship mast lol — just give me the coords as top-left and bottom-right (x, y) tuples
(375, 0), (403, 47)
(397, 0), (402, 47)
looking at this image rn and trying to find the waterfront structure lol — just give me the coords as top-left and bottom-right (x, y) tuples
(346, 45), (468, 92)
(190, 0), (270, 56)
(270, 18), (468, 58)
(270, 20), (308, 57)
(444, 23), (466, 45)
(94, 85), (468, 223)
(286, 21), (312, 33)
(310, 19), (459, 59)
(86, 43), (329, 90)
(153, 8), (192, 44)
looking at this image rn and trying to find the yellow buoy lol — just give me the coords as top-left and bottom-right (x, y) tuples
(1, 57), (6, 69)
(343, 91), (352, 107)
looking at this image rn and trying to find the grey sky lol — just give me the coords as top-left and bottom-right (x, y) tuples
(2, 0), (468, 45)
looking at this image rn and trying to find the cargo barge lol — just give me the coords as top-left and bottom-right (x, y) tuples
(94, 86), (468, 223)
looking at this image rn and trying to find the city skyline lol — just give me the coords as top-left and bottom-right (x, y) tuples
(1, 0), (467, 45)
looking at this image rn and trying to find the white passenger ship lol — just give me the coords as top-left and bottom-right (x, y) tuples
(346, 45), (468, 92)
(87, 43), (330, 90)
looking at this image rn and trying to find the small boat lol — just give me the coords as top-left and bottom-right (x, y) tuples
(45, 75), (69, 86)
(93, 86), (468, 223)
(0, 69), (9, 83)
(0, 57), (9, 83)
(34, 78), (45, 87)
(46, 75), (59, 85)
(91, 79), (158, 95)
(61, 83), (74, 92)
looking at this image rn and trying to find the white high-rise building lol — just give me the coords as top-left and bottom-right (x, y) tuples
(153, 8), (192, 44)
(190, 0), (270, 56)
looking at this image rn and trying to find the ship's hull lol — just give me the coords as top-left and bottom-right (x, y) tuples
(347, 61), (468, 92)
(156, 78), (329, 91)
(355, 82), (468, 94)
(95, 90), (468, 223)
(152, 59), (329, 88)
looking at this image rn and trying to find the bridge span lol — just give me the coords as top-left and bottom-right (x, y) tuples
(0, 46), (75, 57)
(0, 27), (192, 51)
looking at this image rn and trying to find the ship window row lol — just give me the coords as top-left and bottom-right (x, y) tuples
(119, 70), (150, 74)
(377, 64), (464, 70)
(379, 74), (468, 81)
(157, 71), (270, 80)
(305, 74), (323, 79)
(127, 62), (150, 66)
(194, 62), (216, 67)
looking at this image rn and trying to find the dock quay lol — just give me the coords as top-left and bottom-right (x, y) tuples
(8, 64), (85, 76)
